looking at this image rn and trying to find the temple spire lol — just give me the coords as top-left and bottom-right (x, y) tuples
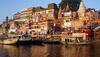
(62, 3), (70, 12)
(65, 3), (70, 12)
(58, 7), (63, 19)
(78, 0), (86, 13)
(78, 0), (86, 19)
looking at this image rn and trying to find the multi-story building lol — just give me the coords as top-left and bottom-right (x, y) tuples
(32, 6), (47, 22)
(28, 3), (58, 35)
(8, 20), (17, 33)
(13, 12), (21, 20)
(57, 0), (86, 32)
(95, 10), (100, 19)
(20, 7), (33, 20)
(58, 4), (72, 32)
(47, 3), (58, 19)
(13, 7), (34, 34)
(2, 0), (95, 36)
(0, 0), (98, 43)
(71, 0), (86, 29)
(13, 7), (34, 23)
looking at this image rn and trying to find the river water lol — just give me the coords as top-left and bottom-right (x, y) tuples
(0, 42), (100, 57)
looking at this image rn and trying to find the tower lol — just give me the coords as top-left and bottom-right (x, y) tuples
(48, 2), (58, 19)
(77, 0), (86, 20)
(62, 3), (70, 12)
(58, 7), (63, 19)
(62, 3), (72, 17)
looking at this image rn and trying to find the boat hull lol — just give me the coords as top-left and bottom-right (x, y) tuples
(66, 41), (90, 45)
(0, 38), (18, 45)
(18, 38), (32, 45)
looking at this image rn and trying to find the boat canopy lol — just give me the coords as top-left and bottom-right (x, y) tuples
(94, 26), (100, 32)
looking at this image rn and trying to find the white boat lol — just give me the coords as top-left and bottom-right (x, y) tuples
(0, 37), (18, 45)
(65, 37), (90, 45)
(63, 32), (91, 45)
(18, 35), (32, 44)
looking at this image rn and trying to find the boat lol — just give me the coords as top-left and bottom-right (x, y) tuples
(18, 35), (32, 44)
(65, 37), (90, 45)
(43, 35), (61, 44)
(0, 36), (18, 45)
(64, 32), (91, 45)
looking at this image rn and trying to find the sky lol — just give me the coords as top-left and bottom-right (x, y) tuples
(0, 0), (100, 24)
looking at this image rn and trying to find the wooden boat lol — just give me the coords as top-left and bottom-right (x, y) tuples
(43, 35), (61, 44)
(65, 37), (90, 45)
(0, 37), (18, 45)
(62, 32), (91, 45)
(18, 35), (32, 44)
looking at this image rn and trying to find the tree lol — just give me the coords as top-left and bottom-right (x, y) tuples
(59, 0), (81, 11)
(5, 16), (10, 33)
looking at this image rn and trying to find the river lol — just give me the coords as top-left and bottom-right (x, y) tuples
(0, 42), (100, 57)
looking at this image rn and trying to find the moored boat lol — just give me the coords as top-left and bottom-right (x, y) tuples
(0, 37), (18, 45)
(18, 35), (32, 44)
(64, 32), (91, 45)
(65, 37), (90, 45)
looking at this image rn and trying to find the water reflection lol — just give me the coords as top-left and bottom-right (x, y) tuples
(46, 44), (65, 57)
(31, 45), (47, 57)
(0, 43), (99, 57)
(65, 45), (93, 57)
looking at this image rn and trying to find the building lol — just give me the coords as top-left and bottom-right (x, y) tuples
(12, 7), (35, 34)
(8, 20), (17, 33)
(47, 3), (58, 19)
(77, 0), (86, 20)
(95, 10), (100, 19)
(20, 8), (33, 20)
(13, 7), (34, 23)
(13, 12), (21, 20)
(57, 0), (86, 32)
(0, 0), (97, 40)
(57, 4), (72, 32)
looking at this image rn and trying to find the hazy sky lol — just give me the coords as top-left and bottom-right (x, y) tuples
(0, 0), (100, 24)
